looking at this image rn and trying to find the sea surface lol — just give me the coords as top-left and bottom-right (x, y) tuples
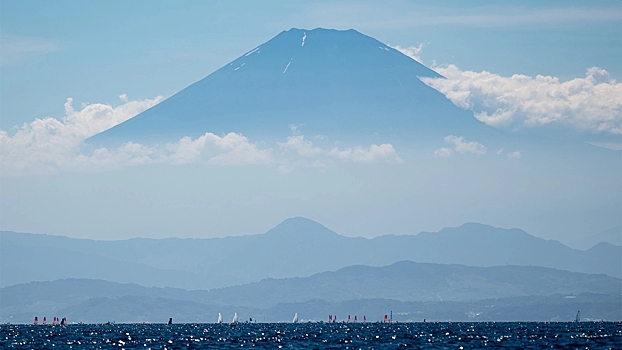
(1, 322), (620, 349)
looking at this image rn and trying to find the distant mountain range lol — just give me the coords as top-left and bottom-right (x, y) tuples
(2, 218), (620, 290)
(2, 261), (619, 323)
(198, 261), (621, 308)
(86, 28), (494, 146)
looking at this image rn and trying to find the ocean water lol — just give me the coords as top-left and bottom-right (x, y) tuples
(1, 322), (620, 349)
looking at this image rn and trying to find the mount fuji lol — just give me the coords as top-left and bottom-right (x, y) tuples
(87, 28), (495, 146)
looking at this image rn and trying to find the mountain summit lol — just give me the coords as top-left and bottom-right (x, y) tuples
(87, 28), (490, 146)
(264, 217), (339, 239)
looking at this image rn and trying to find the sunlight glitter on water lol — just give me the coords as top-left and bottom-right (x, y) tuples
(1, 322), (620, 349)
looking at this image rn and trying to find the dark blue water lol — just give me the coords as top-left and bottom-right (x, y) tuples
(2, 322), (620, 349)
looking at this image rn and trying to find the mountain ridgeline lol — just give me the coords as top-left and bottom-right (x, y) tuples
(86, 28), (491, 146)
(2, 261), (620, 323)
(1, 218), (620, 290)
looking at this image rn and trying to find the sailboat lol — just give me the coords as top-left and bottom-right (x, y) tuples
(292, 313), (298, 323)
(230, 312), (238, 326)
(217, 313), (222, 324)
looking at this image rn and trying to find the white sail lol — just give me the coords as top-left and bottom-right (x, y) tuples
(293, 313), (298, 323)
(217, 313), (222, 323)
(232, 312), (238, 324)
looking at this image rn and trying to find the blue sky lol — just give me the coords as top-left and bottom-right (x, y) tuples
(0, 1), (620, 243)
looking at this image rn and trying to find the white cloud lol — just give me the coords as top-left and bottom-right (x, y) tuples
(507, 151), (522, 160)
(200, 133), (273, 166)
(391, 43), (424, 63)
(278, 135), (324, 158)
(421, 65), (622, 134)
(288, 123), (303, 136)
(587, 142), (622, 151)
(434, 147), (452, 158)
(1, 96), (401, 175)
(436, 137), (522, 160)
(0, 34), (58, 66)
(62, 96), (165, 139)
(72, 142), (159, 170)
(79, 132), (273, 171)
(278, 134), (402, 168)
(327, 144), (402, 163)
(444, 135), (487, 155)
(0, 96), (164, 175)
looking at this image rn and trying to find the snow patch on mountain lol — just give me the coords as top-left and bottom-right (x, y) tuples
(283, 58), (292, 73)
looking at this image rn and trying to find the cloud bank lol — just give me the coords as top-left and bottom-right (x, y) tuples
(0, 96), (164, 174)
(279, 135), (401, 164)
(421, 65), (622, 134)
(0, 97), (402, 175)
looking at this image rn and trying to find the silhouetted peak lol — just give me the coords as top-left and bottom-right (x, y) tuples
(264, 217), (340, 238)
(588, 241), (622, 251)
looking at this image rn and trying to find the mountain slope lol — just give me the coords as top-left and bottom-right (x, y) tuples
(87, 28), (492, 146)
